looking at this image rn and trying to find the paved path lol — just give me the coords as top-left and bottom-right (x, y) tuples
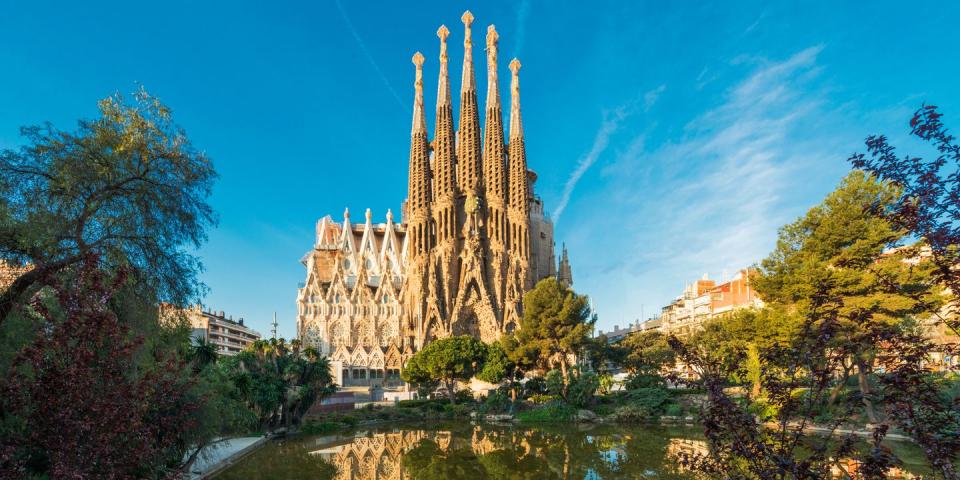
(188, 436), (266, 479)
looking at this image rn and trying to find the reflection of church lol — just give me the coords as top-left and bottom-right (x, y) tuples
(296, 11), (571, 388)
(309, 428), (531, 480)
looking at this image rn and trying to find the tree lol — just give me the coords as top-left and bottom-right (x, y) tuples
(512, 277), (595, 379)
(400, 351), (440, 399)
(221, 339), (336, 431)
(618, 331), (674, 377)
(0, 87), (217, 324)
(671, 169), (947, 478)
(400, 335), (487, 404)
(849, 105), (960, 478)
(754, 170), (942, 422)
(189, 336), (220, 372)
(0, 258), (201, 478)
(477, 340), (514, 384)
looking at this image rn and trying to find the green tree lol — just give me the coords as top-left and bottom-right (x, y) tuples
(513, 277), (595, 379)
(477, 339), (516, 385)
(189, 336), (220, 372)
(0, 87), (217, 324)
(400, 335), (487, 404)
(221, 340), (336, 431)
(619, 331), (674, 376)
(753, 170), (942, 422)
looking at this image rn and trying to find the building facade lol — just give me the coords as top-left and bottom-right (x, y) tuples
(659, 269), (763, 337)
(166, 305), (263, 356)
(296, 12), (569, 387)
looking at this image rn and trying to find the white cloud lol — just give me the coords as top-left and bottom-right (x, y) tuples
(572, 45), (855, 329)
(552, 84), (667, 224)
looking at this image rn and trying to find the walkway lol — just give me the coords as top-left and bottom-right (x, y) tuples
(187, 436), (266, 479)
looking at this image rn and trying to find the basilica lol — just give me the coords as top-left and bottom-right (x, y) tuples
(296, 12), (571, 387)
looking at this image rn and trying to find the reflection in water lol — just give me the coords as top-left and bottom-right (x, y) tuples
(218, 423), (696, 479)
(217, 423), (928, 479)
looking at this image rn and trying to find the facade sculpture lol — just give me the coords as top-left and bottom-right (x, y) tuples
(296, 12), (570, 386)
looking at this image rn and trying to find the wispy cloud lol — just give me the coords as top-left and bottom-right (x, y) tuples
(644, 84), (667, 111)
(334, 0), (406, 111)
(552, 84), (667, 224)
(574, 45), (854, 328)
(551, 106), (630, 224)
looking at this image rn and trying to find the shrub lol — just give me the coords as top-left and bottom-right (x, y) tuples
(545, 370), (564, 396)
(522, 376), (547, 398)
(478, 391), (512, 415)
(610, 404), (656, 423)
(442, 402), (472, 418)
(453, 389), (475, 404)
(528, 394), (557, 404)
(665, 404), (684, 417)
(516, 401), (576, 422)
(627, 373), (666, 389)
(567, 371), (600, 408)
(624, 387), (671, 416)
(300, 420), (341, 435)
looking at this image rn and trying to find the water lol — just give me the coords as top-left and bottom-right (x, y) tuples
(216, 422), (931, 479)
(217, 422), (701, 479)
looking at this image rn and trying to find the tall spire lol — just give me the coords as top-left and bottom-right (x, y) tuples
(407, 52), (432, 254)
(411, 51), (427, 135)
(456, 11), (482, 196)
(508, 58), (528, 211)
(432, 25), (457, 203)
(483, 25), (507, 242)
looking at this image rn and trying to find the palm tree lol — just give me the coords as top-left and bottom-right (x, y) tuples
(190, 336), (219, 371)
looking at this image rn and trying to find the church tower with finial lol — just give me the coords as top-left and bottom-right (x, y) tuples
(558, 243), (573, 288)
(297, 11), (567, 385)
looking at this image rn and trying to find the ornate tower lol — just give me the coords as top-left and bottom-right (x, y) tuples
(451, 12), (498, 341)
(425, 24), (459, 344)
(503, 58), (531, 331)
(455, 11), (483, 201)
(482, 24), (508, 313)
(557, 243), (573, 288)
(403, 51), (433, 348)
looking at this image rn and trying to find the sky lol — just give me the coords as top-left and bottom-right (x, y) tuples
(1, 1), (959, 338)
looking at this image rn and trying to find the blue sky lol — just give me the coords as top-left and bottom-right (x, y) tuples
(1, 1), (958, 338)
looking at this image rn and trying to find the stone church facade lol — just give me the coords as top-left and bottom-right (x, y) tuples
(296, 12), (571, 387)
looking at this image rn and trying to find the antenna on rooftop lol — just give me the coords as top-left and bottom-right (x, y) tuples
(271, 312), (279, 340)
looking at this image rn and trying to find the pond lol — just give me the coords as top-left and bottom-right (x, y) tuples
(216, 422), (929, 479)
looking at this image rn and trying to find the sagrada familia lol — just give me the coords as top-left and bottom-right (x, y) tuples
(297, 12), (572, 387)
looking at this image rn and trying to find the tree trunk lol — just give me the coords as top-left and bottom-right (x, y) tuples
(856, 360), (879, 424)
(827, 364), (852, 407)
(447, 379), (456, 405)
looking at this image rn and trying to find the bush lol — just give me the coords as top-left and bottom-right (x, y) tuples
(665, 404), (684, 417)
(545, 370), (564, 396)
(478, 391), (512, 415)
(610, 404), (656, 423)
(627, 373), (666, 389)
(516, 401), (576, 422)
(442, 403), (472, 418)
(528, 394), (557, 404)
(300, 420), (341, 435)
(624, 387), (671, 416)
(522, 376), (547, 398)
(453, 389), (475, 404)
(567, 371), (600, 408)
